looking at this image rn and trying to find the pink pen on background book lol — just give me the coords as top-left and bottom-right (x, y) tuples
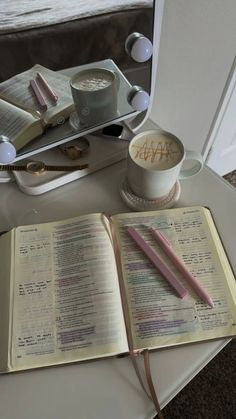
(37, 72), (58, 104)
(127, 227), (188, 299)
(29, 79), (47, 111)
(149, 227), (214, 308)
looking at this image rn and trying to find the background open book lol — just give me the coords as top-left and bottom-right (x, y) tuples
(0, 64), (74, 151)
(0, 206), (235, 373)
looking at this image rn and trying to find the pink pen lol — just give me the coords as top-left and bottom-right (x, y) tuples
(149, 227), (214, 308)
(30, 79), (47, 111)
(127, 227), (188, 299)
(37, 72), (58, 104)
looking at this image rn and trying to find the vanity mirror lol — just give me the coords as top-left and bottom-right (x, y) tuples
(0, 0), (165, 192)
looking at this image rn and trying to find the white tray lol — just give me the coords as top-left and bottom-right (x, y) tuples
(12, 134), (129, 195)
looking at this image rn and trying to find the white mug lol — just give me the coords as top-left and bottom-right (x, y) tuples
(127, 129), (203, 199)
(70, 67), (119, 127)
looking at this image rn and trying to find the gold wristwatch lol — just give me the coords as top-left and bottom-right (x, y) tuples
(0, 161), (88, 175)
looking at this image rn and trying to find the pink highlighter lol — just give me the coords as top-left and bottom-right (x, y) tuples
(149, 227), (214, 308)
(127, 227), (188, 299)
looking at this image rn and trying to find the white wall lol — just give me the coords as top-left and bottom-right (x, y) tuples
(150, 0), (236, 153)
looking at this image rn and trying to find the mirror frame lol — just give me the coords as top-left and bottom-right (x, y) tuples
(126, 0), (165, 133)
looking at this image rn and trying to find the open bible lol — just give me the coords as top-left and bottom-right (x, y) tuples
(0, 206), (236, 373)
(0, 64), (74, 151)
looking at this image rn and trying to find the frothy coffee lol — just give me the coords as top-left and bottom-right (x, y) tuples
(73, 70), (113, 92)
(130, 133), (183, 170)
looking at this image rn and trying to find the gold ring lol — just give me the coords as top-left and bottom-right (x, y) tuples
(58, 137), (90, 160)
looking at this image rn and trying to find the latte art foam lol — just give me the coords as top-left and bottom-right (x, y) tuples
(130, 133), (183, 170)
(74, 71), (113, 91)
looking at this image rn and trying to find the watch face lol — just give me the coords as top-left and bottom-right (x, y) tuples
(26, 161), (45, 174)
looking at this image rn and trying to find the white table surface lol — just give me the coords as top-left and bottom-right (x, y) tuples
(0, 156), (235, 419)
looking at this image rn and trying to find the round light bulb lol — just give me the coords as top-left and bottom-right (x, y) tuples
(131, 37), (153, 62)
(0, 136), (16, 164)
(125, 33), (153, 63)
(128, 86), (150, 112)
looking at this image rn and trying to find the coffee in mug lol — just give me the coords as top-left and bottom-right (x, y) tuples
(70, 68), (119, 127)
(127, 129), (203, 199)
(73, 71), (114, 91)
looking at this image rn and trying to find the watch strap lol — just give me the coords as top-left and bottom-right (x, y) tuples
(0, 162), (88, 173)
(0, 165), (27, 171)
(44, 164), (88, 171)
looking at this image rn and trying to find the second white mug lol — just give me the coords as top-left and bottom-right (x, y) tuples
(70, 67), (119, 127)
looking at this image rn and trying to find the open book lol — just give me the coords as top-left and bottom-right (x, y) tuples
(0, 64), (75, 151)
(0, 206), (236, 373)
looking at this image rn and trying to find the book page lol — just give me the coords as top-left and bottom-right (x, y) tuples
(111, 207), (236, 351)
(0, 64), (74, 126)
(0, 98), (43, 149)
(0, 232), (14, 372)
(9, 213), (128, 371)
